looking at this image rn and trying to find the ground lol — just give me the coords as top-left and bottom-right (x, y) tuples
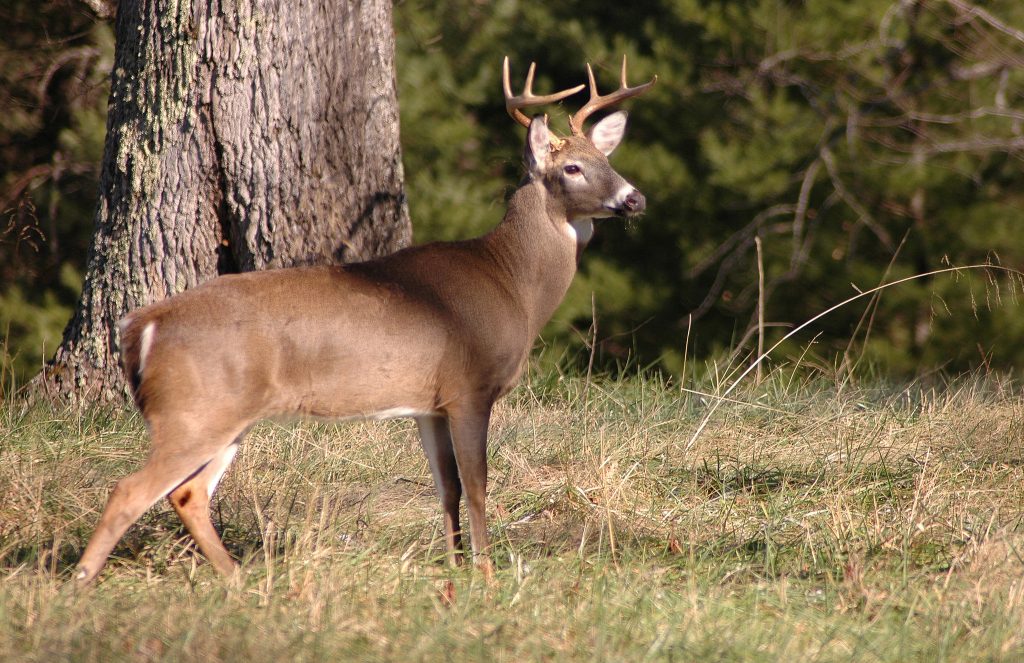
(2, 368), (1024, 661)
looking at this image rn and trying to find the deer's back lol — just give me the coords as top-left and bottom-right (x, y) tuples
(121, 249), (532, 420)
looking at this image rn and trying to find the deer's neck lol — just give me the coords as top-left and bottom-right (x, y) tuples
(483, 182), (580, 338)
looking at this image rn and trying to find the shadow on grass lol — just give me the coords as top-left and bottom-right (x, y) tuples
(0, 541), (83, 576)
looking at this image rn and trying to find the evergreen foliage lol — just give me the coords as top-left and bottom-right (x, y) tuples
(395, 0), (1024, 375)
(4, 0), (1024, 385)
(0, 1), (110, 382)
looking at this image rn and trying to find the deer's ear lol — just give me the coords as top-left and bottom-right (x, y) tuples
(588, 111), (627, 156)
(525, 115), (551, 173)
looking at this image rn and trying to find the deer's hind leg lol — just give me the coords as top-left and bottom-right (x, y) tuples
(168, 438), (243, 576)
(75, 418), (245, 584)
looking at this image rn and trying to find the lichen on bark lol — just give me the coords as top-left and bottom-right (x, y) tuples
(40, 0), (410, 405)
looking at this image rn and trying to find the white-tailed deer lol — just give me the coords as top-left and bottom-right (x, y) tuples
(75, 56), (655, 584)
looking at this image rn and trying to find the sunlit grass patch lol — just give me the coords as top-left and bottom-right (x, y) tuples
(3, 369), (1024, 660)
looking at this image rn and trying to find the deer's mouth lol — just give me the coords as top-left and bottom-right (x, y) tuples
(619, 190), (646, 215)
(603, 186), (646, 217)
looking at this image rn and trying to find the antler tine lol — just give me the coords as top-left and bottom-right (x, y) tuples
(569, 54), (658, 136)
(503, 56), (586, 129)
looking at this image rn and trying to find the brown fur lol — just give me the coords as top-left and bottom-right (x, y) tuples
(76, 114), (647, 584)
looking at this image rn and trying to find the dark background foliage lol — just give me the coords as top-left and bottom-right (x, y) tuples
(4, 0), (1024, 385)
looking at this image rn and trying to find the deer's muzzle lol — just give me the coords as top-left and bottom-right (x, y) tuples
(607, 186), (645, 216)
(622, 190), (646, 214)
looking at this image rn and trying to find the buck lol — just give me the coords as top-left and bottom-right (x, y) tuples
(75, 56), (656, 584)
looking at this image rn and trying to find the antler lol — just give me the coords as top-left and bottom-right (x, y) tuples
(503, 56), (585, 129)
(568, 55), (657, 136)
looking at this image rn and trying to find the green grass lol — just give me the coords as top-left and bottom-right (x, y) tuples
(3, 368), (1024, 661)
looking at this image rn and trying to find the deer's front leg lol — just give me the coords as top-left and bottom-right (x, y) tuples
(416, 414), (463, 565)
(447, 402), (494, 581)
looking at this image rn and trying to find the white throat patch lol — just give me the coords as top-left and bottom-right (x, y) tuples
(567, 218), (595, 245)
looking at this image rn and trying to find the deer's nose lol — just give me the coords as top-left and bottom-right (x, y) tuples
(623, 190), (646, 214)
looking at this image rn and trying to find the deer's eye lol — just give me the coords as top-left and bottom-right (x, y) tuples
(563, 164), (582, 175)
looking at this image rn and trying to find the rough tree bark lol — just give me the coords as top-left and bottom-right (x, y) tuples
(41, 0), (411, 403)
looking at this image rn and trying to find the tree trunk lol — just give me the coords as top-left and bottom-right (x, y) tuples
(41, 0), (410, 403)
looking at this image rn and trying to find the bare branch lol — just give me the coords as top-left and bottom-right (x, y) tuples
(78, 0), (117, 20)
(820, 146), (893, 248)
(791, 159), (822, 270)
(686, 220), (798, 324)
(686, 204), (794, 279)
(906, 106), (1024, 124)
(949, 61), (1023, 81)
(920, 135), (1024, 154)
(36, 47), (100, 111)
(946, 0), (1024, 45)
(1, 164), (55, 211)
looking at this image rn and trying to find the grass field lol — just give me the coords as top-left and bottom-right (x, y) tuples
(3, 367), (1024, 661)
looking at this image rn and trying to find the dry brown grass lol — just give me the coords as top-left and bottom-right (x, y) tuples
(3, 368), (1024, 660)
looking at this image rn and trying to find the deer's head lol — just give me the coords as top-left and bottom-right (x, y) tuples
(503, 56), (656, 222)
